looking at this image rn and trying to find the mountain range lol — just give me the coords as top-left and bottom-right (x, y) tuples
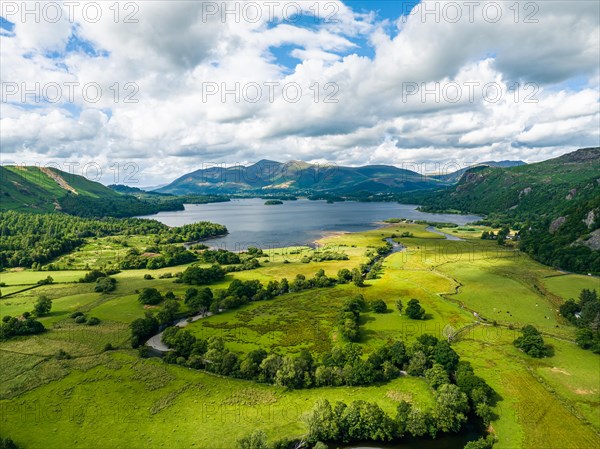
(155, 159), (526, 195)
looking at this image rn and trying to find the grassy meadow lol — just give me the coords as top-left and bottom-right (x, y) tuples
(0, 222), (598, 449)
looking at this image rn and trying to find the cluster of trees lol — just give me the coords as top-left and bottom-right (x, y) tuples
(200, 249), (241, 264)
(94, 276), (117, 293)
(305, 375), (491, 444)
(0, 211), (227, 269)
(518, 195), (600, 275)
(559, 289), (600, 353)
(159, 329), (495, 409)
(361, 241), (394, 279)
(481, 227), (510, 245)
(120, 245), (197, 270)
(513, 325), (550, 358)
(301, 251), (349, 263)
(0, 315), (46, 340)
(1, 295), (52, 339)
(180, 265), (226, 285)
(178, 268), (342, 315)
(130, 313), (159, 348)
(336, 268), (365, 287)
(57, 194), (184, 218)
(302, 344), (495, 444)
(405, 298), (426, 320)
(337, 295), (365, 342)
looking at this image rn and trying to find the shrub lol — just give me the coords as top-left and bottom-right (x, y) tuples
(87, 317), (100, 326)
(75, 315), (87, 324)
(94, 276), (116, 293)
(138, 288), (163, 305)
(371, 299), (388, 313)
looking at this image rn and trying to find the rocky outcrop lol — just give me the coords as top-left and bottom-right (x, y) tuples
(549, 216), (566, 234)
(519, 187), (532, 198)
(583, 210), (597, 229)
(566, 189), (577, 200)
(581, 229), (600, 251)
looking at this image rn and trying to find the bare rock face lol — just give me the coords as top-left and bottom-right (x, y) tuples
(549, 216), (566, 234)
(583, 209), (597, 228)
(581, 229), (600, 251)
(566, 189), (577, 200)
(519, 187), (532, 199)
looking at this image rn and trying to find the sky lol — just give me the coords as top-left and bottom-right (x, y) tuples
(1, 1), (599, 186)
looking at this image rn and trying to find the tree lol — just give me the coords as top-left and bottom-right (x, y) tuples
(236, 430), (269, 449)
(157, 299), (180, 325)
(337, 268), (352, 284)
(138, 288), (163, 305)
(351, 268), (364, 287)
(240, 349), (267, 380)
(396, 400), (412, 436)
(275, 356), (304, 389)
(396, 299), (403, 314)
(259, 354), (283, 383)
(95, 276), (116, 293)
(475, 402), (493, 427)
(406, 350), (428, 376)
(304, 399), (339, 443)
(426, 363), (450, 389)
(0, 437), (18, 449)
(433, 340), (459, 373)
(371, 299), (388, 313)
(464, 436), (495, 449)
(433, 383), (470, 433)
(405, 298), (426, 320)
(406, 407), (429, 437)
(130, 313), (159, 348)
(33, 295), (52, 316)
(513, 325), (549, 358)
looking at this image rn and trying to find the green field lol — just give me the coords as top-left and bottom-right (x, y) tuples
(1, 223), (598, 449)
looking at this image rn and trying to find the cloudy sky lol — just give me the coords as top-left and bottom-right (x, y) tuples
(1, 1), (599, 186)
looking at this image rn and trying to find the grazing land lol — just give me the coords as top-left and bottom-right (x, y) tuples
(1, 223), (598, 449)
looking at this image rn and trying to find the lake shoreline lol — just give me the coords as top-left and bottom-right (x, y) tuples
(138, 198), (482, 251)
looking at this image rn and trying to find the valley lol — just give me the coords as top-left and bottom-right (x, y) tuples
(1, 217), (598, 449)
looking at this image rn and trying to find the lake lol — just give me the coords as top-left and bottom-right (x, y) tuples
(140, 198), (481, 251)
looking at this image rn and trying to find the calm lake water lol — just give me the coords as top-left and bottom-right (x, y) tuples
(140, 198), (481, 250)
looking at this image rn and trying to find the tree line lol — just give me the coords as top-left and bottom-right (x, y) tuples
(0, 211), (227, 268)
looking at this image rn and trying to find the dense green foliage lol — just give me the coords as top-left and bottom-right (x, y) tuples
(513, 325), (550, 358)
(130, 313), (159, 348)
(0, 315), (45, 340)
(180, 265), (226, 285)
(560, 289), (600, 353)
(417, 148), (600, 274)
(0, 211), (226, 268)
(405, 298), (426, 319)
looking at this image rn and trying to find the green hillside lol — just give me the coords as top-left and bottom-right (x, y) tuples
(0, 166), (183, 218)
(419, 148), (600, 274)
(420, 148), (600, 219)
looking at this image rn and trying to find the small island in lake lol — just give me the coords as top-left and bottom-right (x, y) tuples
(264, 200), (284, 205)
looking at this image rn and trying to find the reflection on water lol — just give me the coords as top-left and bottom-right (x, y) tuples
(139, 198), (482, 250)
